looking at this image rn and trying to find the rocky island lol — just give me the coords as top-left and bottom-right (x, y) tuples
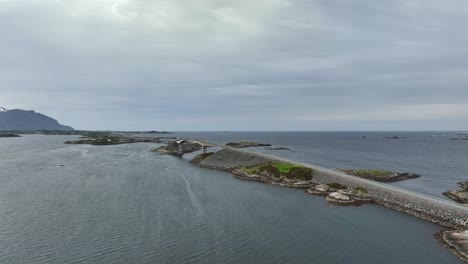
(443, 182), (468, 204)
(0, 133), (21, 137)
(451, 135), (468, 141)
(385, 136), (405, 139)
(225, 141), (272, 148)
(266, 147), (291, 150)
(232, 162), (314, 188)
(190, 149), (373, 206)
(338, 169), (421, 182)
(65, 133), (160, 145)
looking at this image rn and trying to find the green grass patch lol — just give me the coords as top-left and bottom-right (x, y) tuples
(242, 162), (313, 180)
(273, 163), (300, 173)
(326, 183), (347, 189)
(354, 186), (369, 194)
(342, 169), (394, 178)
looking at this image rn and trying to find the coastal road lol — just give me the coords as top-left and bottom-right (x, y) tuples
(193, 139), (468, 213)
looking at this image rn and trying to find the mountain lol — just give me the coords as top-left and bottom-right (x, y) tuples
(0, 106), (74, 131)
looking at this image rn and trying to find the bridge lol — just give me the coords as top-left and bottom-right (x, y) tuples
(174, 139), (218, 154)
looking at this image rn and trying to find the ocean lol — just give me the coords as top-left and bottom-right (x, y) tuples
(0, 132), (465, 263)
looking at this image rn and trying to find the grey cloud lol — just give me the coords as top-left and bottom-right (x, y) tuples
(0, 0), (467, 130)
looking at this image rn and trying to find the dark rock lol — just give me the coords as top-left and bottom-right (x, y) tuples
(306, 184), (331, 196)
(0, 133), (21, 137)
(385, 136), (405, 139)
(339, 169), (420, 182)
(326, 192), (360, 206)
(443, 190), (468, 204)
(266, 147), (291, 150)
(459, 181), (468, 189)
(225, 141), (272, 148)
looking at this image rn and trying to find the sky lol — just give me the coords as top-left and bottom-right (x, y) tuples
(1, 0), (468, 131)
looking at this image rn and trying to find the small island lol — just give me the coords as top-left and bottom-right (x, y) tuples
(191, 152), (372, 207)
(443, 182), (468, 204)
(451, 135), (468, 141)
(266, 147), (291, 150)
(225, 141), (272, 148)
(385, 136), (405, 139)
(65, 134), (160, 145)
(338, 169), (421, 182)
(233, 162), (313, 187)
(0, 133), (21, 137)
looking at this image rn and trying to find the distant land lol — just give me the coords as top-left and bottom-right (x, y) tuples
(0, 106), (73, 131)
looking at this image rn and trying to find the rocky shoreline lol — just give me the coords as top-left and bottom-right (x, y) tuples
(65, 134), (160, 145)
(338, 169), (421, 182)
(192, 149), (374, 207)
(443, 182), (468, 204)
(435, 230), (468, 263)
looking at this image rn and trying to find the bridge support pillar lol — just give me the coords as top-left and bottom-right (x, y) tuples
(178, 143), (183, 154)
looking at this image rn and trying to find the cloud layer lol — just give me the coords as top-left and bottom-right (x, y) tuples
(1, 0), (468, 130)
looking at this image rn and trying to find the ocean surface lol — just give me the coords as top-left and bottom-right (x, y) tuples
(0, 133), (466, 264)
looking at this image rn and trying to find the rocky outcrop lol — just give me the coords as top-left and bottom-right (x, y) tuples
(0, 133), (21, 137)
(443, 190), (468, 204)
(435, 230), (468, 263)
(459, 182), (468, 189)
(326, 192), (359, 206)
(266, 147), (291, 150)
(225, 141), (272, 148)
(307, 184), (373, 206)
(443, 182), (468, 204)
(451, 136), (468, 141)
(338, 169), (420, 182)
(385, 136), (405, 139)
(66, 135), (160, 146)
(307, 184), (330, 196)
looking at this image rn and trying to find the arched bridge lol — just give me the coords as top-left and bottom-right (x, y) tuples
(174, 139), (218, 154)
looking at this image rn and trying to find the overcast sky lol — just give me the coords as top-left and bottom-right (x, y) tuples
(1, 0), (468, 131)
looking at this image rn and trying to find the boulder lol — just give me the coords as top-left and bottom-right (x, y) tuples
(443, 190), (468, 204)
(326, 192), (360, 206)
(306, 184), (331, 196)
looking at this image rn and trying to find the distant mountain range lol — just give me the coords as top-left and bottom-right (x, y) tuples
(0, 106), (74, 131)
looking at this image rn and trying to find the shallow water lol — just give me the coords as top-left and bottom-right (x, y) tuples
(0, 135), (464, 263)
